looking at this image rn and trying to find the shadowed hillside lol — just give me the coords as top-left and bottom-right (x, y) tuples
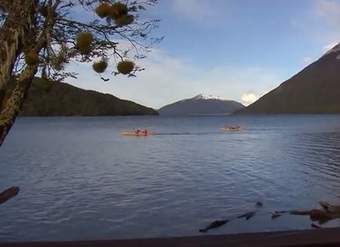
(20, 79), (158, 116)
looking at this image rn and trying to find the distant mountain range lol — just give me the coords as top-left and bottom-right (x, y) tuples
(22, 40), (340, 118)
(20, 78), (157, 116)
(159, 94), (244, 116)
(239, 43), (340, 114)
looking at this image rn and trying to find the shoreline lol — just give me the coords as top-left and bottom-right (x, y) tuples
(1, 228), (340, 247)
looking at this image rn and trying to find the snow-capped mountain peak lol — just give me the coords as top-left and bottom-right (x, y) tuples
(192, 94), (221, 100)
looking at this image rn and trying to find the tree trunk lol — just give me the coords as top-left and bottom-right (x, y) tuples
(0, 0), (38, 146)
(0, 0), (36, 91)
(0, 1), (12, 12)
(0, 65), (38, 145)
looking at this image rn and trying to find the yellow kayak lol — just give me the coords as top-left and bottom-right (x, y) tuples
(121, 132), (147, 137)
(120, 131), (155, 137)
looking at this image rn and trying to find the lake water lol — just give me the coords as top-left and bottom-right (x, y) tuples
(1, 115), (340, 242)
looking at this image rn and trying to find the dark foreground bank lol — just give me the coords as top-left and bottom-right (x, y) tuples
(1, 228), (340, 247)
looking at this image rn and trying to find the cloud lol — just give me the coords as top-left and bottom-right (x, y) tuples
(314, 0), (340, 26)
(309, 0), (340, 46)
(66, 49), (282, 109)
(171, 0), (224, 24)
(241, 93), (258, 106)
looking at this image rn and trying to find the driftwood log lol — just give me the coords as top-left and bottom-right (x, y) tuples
(274, 201), (340, 225)
(199, 202), (262, 233)
(199, 211), (258, 233)
(199, 219), (229, 233)
(0, 186), (19, 205)
(200, 201), (340, 233)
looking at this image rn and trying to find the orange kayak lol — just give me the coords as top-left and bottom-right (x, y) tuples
(220, 126), (241, 132)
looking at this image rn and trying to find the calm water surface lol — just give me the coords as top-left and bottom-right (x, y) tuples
(1, 115), (340, 241)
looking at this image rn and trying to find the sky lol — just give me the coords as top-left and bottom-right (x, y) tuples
(67, 0), (340, 108)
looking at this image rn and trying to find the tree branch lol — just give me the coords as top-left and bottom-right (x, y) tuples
(0, 187), (19, 205)
(0, 0), (160, 146)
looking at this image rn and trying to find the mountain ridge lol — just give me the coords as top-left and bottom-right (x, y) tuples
(159, 94), (244, 116)
(20, 78), (158, 116)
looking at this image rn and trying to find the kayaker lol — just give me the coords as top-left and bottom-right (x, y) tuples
(142, 129), (148, 136)
(135, 129), (141, 136)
